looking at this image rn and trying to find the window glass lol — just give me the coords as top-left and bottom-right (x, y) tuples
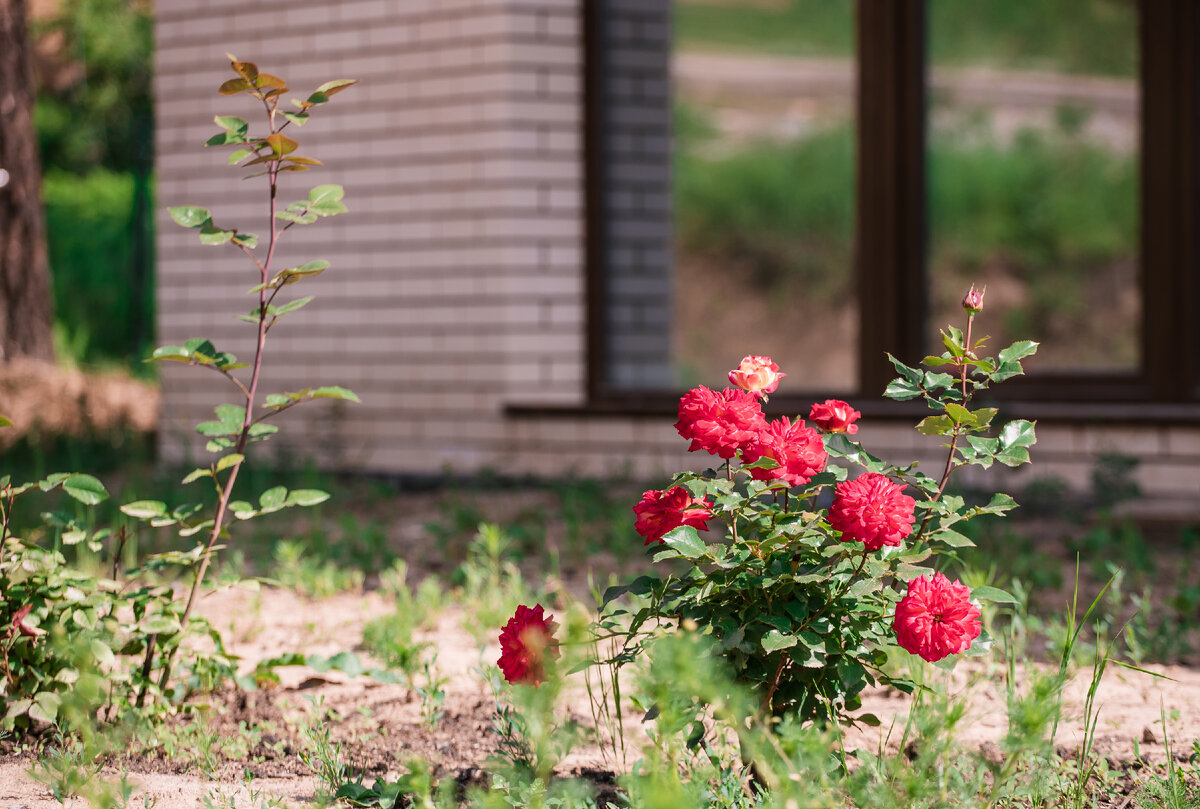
(925, 0), (1139, 372)
(668, 0), (857, 391)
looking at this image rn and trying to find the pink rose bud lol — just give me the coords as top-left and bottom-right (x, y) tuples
(727, 355), (785, 399)
(962, 284), (985, 315)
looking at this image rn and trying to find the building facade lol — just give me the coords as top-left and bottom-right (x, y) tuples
(155, 0), (1200, 514)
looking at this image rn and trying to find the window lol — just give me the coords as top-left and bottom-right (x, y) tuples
(584, 0), (1200, 418)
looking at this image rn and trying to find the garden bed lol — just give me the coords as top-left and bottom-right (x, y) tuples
(3, 583), (1199, 807)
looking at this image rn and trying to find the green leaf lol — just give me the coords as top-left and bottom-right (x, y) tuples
(991, 360), (1026, 383)
(271, 296), (314, 317)
(761, 630), (797, 653)
(229, 501), (257, 520)
(180, 467), (210, 484)
(887, 354), (923, 385)
(259, 486), (288, 510)
(214, 115), (249, 137)
(168, 206), (211, 228)
(998, 341), (1039, 364)
(884, 378), (921, 401)
(62, 474), (108, 505)
(286, 489), (330, 507)
(30, 692), (61, 724)
(90, 639), (116, 667)
(916, 415), (954, 436)
(282, 111), (309, 126)
(929, 529), (974, 548)
(219, 77), (251, 95)
(198, 223), (235, 245)
(215, 403), (245, 425)
(150, 345), (191, 362)
(0, 413), (11, 428)
(998, 419), (1037, 449)
(141, 614), (182, 634)
(121, 500), (167, 519)
(971, 585), (1020, 605)
(270, 259), (329, 287)
(308, 184), (348, 216)
(662, 525), (706, 559)
(315, 78), (357, 96)
(275, 210), (319, 225)
(62, 529), (87, 545)
(973, 408), (998, 429)
(228, 147), (254, 165)
(231, 232), (258, 249)
(941, 326), (966, 358)
(196, 421), (239, 437)
(924, 371), (955, 390)
(215, 453), (245, 473)
(310, 385), (360, 403)
(945, 403), (974, 426)
(205, 130), (249, 147)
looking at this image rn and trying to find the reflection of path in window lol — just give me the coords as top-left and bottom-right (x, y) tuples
(670, 0), (858, 391)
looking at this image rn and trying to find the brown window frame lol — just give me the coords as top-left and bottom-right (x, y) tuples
(514, 0), (1200, 424)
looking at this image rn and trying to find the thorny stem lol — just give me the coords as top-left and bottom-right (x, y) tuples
(158, 100), (284, 694)
(915, 312), (976, 540)
(760, 549), (869, 715)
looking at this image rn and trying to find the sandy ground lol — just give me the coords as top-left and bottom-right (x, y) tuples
(1, 584), (1198, 807)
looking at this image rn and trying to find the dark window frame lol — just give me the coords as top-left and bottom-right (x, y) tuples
(515, 0), (1200, 423)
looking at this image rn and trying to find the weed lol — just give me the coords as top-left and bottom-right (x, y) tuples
(298, 696), (347, 800)
(203, 769), (288, 809)
(271, 539), (364, 598)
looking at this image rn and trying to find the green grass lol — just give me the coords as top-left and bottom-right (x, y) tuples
(42, 168), (154, 371)
(675, 0), (1137, 77)
(675, 111), (1137, 359)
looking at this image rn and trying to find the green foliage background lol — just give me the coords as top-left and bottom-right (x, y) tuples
(35, 0), (154, 369)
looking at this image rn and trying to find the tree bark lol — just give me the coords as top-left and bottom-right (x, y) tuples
(0, 0), (54, 363)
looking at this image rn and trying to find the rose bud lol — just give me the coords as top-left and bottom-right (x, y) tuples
(962, 284), (985, 315)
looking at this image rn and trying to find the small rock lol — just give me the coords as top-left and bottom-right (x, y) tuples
(1141, 726), (1157, 744)
(978, 741), (1004, 765)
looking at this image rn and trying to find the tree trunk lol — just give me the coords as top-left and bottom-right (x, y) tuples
(0, 0), (54, 363)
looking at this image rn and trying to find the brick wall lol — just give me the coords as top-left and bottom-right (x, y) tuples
(156, 0), (593, 474)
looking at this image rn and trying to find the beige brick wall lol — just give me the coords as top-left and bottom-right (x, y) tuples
(155, 0), (589, 473)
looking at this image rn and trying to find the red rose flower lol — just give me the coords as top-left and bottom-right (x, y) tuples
(740, 417), (827, 487)
(893, 572), (982, 662)
(633, 486), (714, 546)
(497, 604), (560, 686)
(727, 355), (786, 399)
(828, 472), (916, 551)
(674, 386), (767, 460)
(808, 399), (862, 435)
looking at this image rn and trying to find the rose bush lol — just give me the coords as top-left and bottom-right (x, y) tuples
(598, 297), (1034, 729)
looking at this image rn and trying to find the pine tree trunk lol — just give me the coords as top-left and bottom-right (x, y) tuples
(0, 0), (54, 363)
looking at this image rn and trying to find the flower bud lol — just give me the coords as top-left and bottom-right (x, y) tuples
(962, 285), (985, 315)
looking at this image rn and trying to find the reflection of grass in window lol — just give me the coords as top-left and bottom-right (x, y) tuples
(675, 108), (1136, 360)
(674, 118), (855, 303)
(674, 0), (1136, 78)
